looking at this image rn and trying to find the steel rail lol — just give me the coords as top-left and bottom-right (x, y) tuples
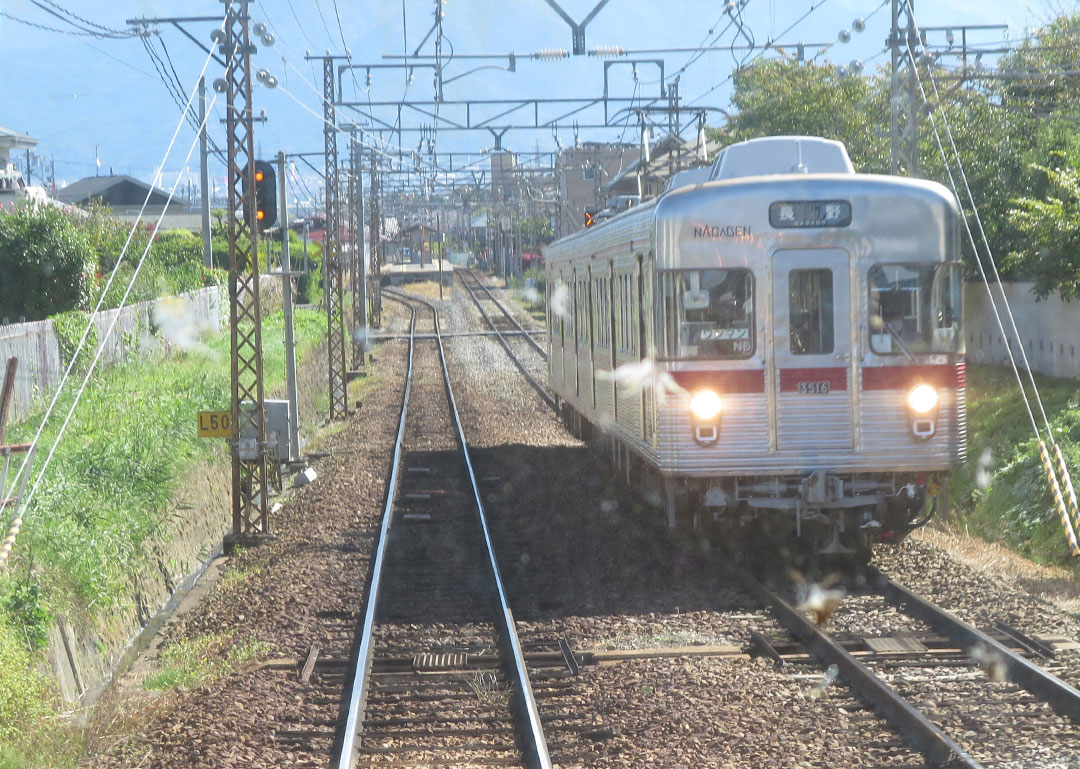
(386, 286), (553, 769)
(335, 296), (417, 769)
(457, 274), (557, 412)
(463, 271), (548, 359)
(736, 568), (983, 768)
(870, 566), (1080, 722)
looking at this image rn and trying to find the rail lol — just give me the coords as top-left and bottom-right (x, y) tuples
(870, 566), (1080, 722)
(461, 270), (548, 360)
(736, 568), (983, 768)
(337, 288), (552, 769)
(457, 272), (557, 412)
(335, 295), (417, 769)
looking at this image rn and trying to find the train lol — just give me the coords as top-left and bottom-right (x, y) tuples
(544, 136), (966, 559)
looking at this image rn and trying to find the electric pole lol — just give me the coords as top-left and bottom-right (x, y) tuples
(309, 54), (349, 419)
(223, 0), (270, 548)
(889, 0), (920, 175)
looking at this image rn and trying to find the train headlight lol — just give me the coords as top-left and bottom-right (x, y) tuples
(906, 384), (939, 414)
(690, 390), (723, 421)
(907, 384), (939, 440)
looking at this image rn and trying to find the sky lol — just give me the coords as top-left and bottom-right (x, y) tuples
(0, 0), (1061, 212)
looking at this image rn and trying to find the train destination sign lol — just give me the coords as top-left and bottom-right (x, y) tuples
(769, 200), (852, 228)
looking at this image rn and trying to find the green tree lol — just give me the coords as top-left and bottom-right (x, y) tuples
(712, 58), (890, 172)
(0, 204), (97, 321)
(1006, 161), (1080, 299)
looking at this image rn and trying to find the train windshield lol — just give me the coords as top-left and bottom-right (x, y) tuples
(659, 269), (754, 359)
(869, 263), (963, 355)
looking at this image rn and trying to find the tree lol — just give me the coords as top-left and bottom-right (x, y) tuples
(712, 58), (890, 172)
(1006, 161), (1080, 299)
(0, 204), (96, 321)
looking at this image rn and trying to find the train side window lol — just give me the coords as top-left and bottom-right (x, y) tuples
(789, 269), (834, 355)
(869, 263), (963, 354)
(593, 277), (611, 349)
(659, 269), (754, 359)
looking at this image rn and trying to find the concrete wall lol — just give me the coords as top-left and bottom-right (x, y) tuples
(965, 281), (1080, 379)
(0, 287), (222, 423)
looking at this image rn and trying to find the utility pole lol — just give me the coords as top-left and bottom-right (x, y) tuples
(369, 152), (382, 328)
(277, 151), (301, 460)
(309, 54), (349, 419)
(199, 76), (213, 268)
(347, 128), (367, 370)
(889, 0), (920, 175)
(222, 0), (270, 548)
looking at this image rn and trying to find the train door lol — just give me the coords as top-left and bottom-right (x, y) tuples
(577, 267), (594, 410)
(772, 249), (855, 451)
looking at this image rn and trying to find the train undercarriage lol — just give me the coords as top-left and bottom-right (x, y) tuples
(563, 405), (946, 565)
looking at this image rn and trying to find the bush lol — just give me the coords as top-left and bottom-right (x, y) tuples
(0, 205), (96, 321)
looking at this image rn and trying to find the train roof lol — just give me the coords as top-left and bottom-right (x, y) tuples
(709, 136), (855, 179)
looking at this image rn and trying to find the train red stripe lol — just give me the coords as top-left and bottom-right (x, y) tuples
(862, 363), (965, 391)
(669, 369), (766, 394)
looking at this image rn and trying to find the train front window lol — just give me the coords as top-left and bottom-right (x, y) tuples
(869, 263), (963, 355)
(660, 269), (754, 359)
(789, 269), (834, 355)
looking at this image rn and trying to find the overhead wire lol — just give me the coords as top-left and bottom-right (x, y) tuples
(1, 17), (227, 565)
(901, 1), (1080, 551)
(27, 0), (136, 38)
(688, 0), (835, 106)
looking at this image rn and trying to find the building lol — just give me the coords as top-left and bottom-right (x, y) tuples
(601, 134), (712, 203)
(555, 142), (639, 238)
(0, 126), (38, 207)
(55, 175), (200, 230)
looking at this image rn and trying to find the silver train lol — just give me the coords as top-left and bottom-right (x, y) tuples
(545, 136), (966, 558)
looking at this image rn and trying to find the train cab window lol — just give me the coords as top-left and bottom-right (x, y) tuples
(789, 269), (834, 355)
(659, 269), (754, 359)
(869, 263), (963, 355)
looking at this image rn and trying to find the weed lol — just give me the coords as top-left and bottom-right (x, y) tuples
(949, 365), (1080, 566)
(142, 632), (269, 691)
(462, 671), (511, 708)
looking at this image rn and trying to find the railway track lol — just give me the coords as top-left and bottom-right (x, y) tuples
(333, 288), (566, 768)
(457, 270), (555, 411)
(458, 270), (548, 361)
(743, 567), (1080, 767)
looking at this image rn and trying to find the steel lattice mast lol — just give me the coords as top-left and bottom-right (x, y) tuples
(224, 0), (269, 545)
(316, 55), (349, 419)
(890, 0), (920, 175)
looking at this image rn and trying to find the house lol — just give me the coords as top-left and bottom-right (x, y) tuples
(555, 142), (639, 237)
(55, 175), (201, 230)
(601, 134), (712, 203)
(0, 126), (38, 207)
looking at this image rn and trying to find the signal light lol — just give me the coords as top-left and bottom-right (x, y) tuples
(242, 160), (277, 231)
(584, 210), (596, 227)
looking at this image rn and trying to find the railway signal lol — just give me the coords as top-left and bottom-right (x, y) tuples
(243, 159), (277, 230)
(584, 210), (596, 227)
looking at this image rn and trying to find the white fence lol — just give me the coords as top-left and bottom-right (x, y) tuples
(0, 288), (223, 423)
(964, 282), (1080, 380)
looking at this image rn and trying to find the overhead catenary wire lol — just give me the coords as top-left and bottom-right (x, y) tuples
(1, 16), (226, 567)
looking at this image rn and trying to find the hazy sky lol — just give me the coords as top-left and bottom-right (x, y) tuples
(0, 0), (1058, 204)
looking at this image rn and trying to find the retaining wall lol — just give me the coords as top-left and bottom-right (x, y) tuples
(964, 282), (1080, 380)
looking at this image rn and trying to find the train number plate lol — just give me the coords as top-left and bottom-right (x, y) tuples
(797, 381), (830, 394)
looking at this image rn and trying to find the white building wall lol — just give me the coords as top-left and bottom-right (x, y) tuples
(964, 281), (1080, 379)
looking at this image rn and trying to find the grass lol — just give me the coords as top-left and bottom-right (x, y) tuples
(142, 631), (268, 691)
(0, 621), (77, 768)
(0, 306), (326, 766)
(949, 364), (1080, 567)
